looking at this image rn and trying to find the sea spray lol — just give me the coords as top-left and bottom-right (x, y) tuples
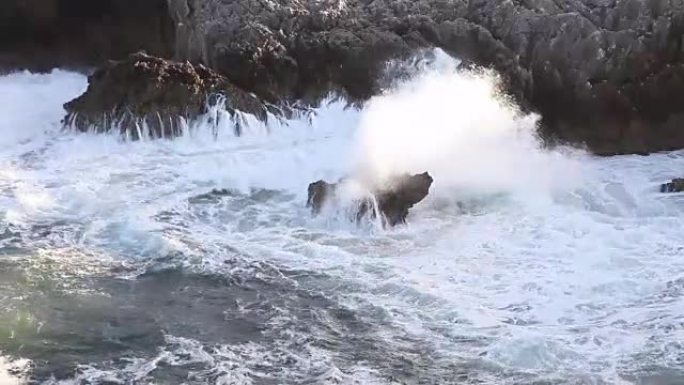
(353, 49), (584, 206)
(1, 53), (683, 384)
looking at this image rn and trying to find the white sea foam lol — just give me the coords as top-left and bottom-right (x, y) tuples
(0, 70), (86, 150)
(1, 50), (683, 383)
(0, 354), (30, 385)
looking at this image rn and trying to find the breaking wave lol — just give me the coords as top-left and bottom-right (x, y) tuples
(0, 50), (683, 384)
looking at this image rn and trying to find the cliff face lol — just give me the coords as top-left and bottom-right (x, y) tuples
(4, 0), (684, 155)
(466, 0), (684, 155)
(167, 0), (684, 154)
(168, 0), (484, 103)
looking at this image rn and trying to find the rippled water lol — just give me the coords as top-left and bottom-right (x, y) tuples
(1, 54), (684, 384)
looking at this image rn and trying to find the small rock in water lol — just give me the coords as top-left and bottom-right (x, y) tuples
(660, 178), (684, 193)
(307, 172), (433, 227)
(307, 180), (338, 215)
(188, 188), (236, 204)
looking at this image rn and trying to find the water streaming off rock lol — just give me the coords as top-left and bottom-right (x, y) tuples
(1, 54), (683, 384)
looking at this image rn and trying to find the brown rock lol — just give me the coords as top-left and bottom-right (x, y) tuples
(307, 172), (433, 227)
(63, 52), (266, 138)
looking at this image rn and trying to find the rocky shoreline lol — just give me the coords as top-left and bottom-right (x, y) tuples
(63, 52), (266, 138)
(3, 0), (684, 155)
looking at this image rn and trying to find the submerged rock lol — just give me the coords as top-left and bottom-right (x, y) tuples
(661, 179), (684, 193)
(63, 52), (267, 138)
(307, 172), (433, 227)
(188, 188), (236, 204)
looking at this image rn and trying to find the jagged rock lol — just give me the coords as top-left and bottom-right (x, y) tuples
(166, 0), (684, 155)
(168, 0), (460, 103)
(188, 188), (236, 204)
(307, 172), (433, 227)
(661, 178), (684, 193)
(63, 52), (267, 138)
(0, 0), (174, 72)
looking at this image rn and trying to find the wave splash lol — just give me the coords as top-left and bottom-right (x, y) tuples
(353, 50), (584, 204)
(1, 50), (684, 384)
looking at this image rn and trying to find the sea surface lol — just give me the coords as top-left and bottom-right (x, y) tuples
(0, 52), (683, 384)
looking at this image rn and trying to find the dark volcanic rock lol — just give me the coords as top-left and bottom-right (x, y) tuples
(307, 172), (434, 227)
(661, 178), (684, 193)
(63, 53), (267, 138)
(168, 0), (477, 104)
(0, 0), (174, 72)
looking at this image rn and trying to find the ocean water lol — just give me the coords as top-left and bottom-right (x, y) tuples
(0, 52), (683, 384)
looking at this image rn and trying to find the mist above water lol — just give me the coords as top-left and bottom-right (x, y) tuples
(354, 51), (583, 202)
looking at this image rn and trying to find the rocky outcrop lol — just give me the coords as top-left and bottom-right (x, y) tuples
(166, 0), (684, 155)
(6, 0), (682, 154)
(307, 172), (433, 227)
(661, 178), (684, 193)
(167, 0), (489, 104)
(465, 0), (684, 155)
(0, 0), (174, 73)
(63, 52), (266, 138)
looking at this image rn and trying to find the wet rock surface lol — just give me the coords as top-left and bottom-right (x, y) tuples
(307, 172), (434, 227)
(5, 0), (684, 154)
(167, 0), (684, 155)
(63, 52), (266, 138)
(661, 178), (684, 193)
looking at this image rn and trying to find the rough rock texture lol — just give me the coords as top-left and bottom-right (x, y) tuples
(168, 0), (462, 103)
(465, 0), (684, 155)
(167, 0), (684, 154)
(63, 53), (266, 138)
(661, 178), (684, 192)
(0, 0), (175, 72)
(307, 172), (434, 227)
(7, 0), (683, 154)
